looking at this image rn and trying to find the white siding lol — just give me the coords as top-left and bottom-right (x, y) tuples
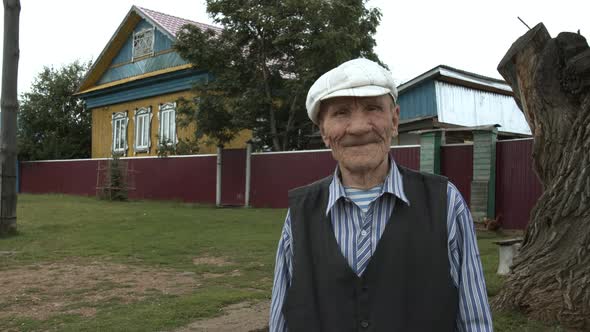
(435, 81), (531, 135)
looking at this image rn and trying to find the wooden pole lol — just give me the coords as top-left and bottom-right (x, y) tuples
(216, 145), (222, 207)
(0, 0), (21, 235)
(244, 142), (252, 207)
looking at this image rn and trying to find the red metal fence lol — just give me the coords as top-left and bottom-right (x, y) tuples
(19, 141), (541, 229)
(20, 159), (98, 196)
(250, 150), (335, 208)
(441, 144), (473, 206)
(129, 156), (217, 203)
(390, 146), (421, 171)
(221, 149), (247, 206)
(495, 139), (543, 230)
(20, 155), (217, 204)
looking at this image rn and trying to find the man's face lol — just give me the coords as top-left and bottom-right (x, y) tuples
(319, 94), (400, 174)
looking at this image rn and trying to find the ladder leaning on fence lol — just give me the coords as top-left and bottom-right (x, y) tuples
(95, 157), (136, 201)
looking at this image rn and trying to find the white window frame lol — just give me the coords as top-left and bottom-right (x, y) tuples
(158, 102), (177, 146)
(132, 27), (155, 61)
(134, 107), (152, 153)
(112, 111), (129, 155)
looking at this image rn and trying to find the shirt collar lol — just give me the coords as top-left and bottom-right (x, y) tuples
(326, 155), (410, 216)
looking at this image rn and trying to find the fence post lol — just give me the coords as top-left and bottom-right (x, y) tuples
(471, 128), (498, 221)
(216, 145), (222, 207)
(419, 131), (442, 174)
(244, 142), (252, 208)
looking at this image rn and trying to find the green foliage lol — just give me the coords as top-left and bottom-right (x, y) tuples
(176, 96), (241, 148)
(17, 61), (92, 161)
(175, 0), (383, 151)
(155, 136), (201, 157)
(155, 137), (176, 158)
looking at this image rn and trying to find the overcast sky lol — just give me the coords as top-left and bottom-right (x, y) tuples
(0, 0), (589, 95)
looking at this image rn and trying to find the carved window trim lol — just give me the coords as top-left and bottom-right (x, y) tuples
(132, 28), (155, 61)
(112, 111), (129, 156)
(134, 107), (152, 153)
(158, 102), (177, 146)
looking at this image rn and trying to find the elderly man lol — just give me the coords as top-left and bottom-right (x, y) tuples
(269, 58), (492, 332)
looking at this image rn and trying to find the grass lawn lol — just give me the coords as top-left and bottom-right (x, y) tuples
(0, 194), (564, 331)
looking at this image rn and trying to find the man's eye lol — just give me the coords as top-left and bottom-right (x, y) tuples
(367, 105), (382, 112)
(332, 109), (348, 116)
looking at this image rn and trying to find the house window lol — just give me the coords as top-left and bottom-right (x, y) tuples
(132, 28), (154, 60)
(112, 112), (129, 155)
(134, 107), (152, 153)
(159, 102), (177, 146)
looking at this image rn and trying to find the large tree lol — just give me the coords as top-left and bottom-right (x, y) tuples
(493, 24), (590, 329)
(175, 0), (382, 151)
(18, 61), (91, 161)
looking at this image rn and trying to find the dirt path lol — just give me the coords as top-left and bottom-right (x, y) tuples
(0, 260), (200, 320)
(0, 259), (270, 331)
(173, 301), (269, 332)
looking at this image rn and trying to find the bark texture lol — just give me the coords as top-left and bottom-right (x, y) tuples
(493, 24), (590, 329)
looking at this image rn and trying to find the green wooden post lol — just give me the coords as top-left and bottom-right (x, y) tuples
(419, 131), (442, 174)
(471, 128), (497, 221)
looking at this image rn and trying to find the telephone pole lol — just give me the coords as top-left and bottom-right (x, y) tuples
(0, 0), (21, 235)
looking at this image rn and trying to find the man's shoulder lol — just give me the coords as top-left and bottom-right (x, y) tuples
(288, 175), (333, 199)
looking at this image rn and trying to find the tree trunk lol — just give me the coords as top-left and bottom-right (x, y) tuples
(282, 93), (299, 151)
(0, 0), (20, 236)
(493, 23), (590, 330)
(260, 63), (281, 151)
(256, 33), (282, 152)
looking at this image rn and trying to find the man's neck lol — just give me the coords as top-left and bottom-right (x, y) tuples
(340, 157), (389, 190)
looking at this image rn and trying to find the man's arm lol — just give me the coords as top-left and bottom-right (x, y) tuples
(447, 183), (493, 332)
(269, 210), (293, 332)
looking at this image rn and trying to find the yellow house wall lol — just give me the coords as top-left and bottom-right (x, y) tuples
(91, 91), (252, 158)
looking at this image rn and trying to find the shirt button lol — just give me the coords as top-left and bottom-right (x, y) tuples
(360, 320), (370, 328)
(360, 230), (368, 237)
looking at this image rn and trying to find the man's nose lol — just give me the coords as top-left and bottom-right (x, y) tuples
(346, 109), (372, 134)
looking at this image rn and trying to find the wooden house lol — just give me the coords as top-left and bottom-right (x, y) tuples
(76, 6), (250, 158)
(395, 65), (531, 145)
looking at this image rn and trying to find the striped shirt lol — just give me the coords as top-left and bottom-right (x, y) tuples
(344, 185), (382, 213)
(270, 159), (493, 332)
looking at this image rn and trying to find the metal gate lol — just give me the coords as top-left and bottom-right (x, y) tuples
(220, 148), (247, 206)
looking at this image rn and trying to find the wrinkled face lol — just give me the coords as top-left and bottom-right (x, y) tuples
(319, 95), (400, 174)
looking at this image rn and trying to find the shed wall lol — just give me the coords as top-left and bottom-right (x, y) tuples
(435, 81), (530, 135)
(397, 81), (437, 121)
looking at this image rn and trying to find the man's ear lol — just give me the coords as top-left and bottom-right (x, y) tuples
(317, 106), (331, 148)
(391, 104), (400, 137)
(319, 121), (330, 148)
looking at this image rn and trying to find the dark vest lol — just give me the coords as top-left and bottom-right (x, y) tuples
(284, 166), (458, 332)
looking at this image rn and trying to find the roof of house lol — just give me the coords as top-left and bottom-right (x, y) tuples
(136, 6), (221, 39)
(77, 6), (220, 94)
(397, 65), (513, 96)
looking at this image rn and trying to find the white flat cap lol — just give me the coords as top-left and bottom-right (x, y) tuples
(306, 58), (397, 124)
